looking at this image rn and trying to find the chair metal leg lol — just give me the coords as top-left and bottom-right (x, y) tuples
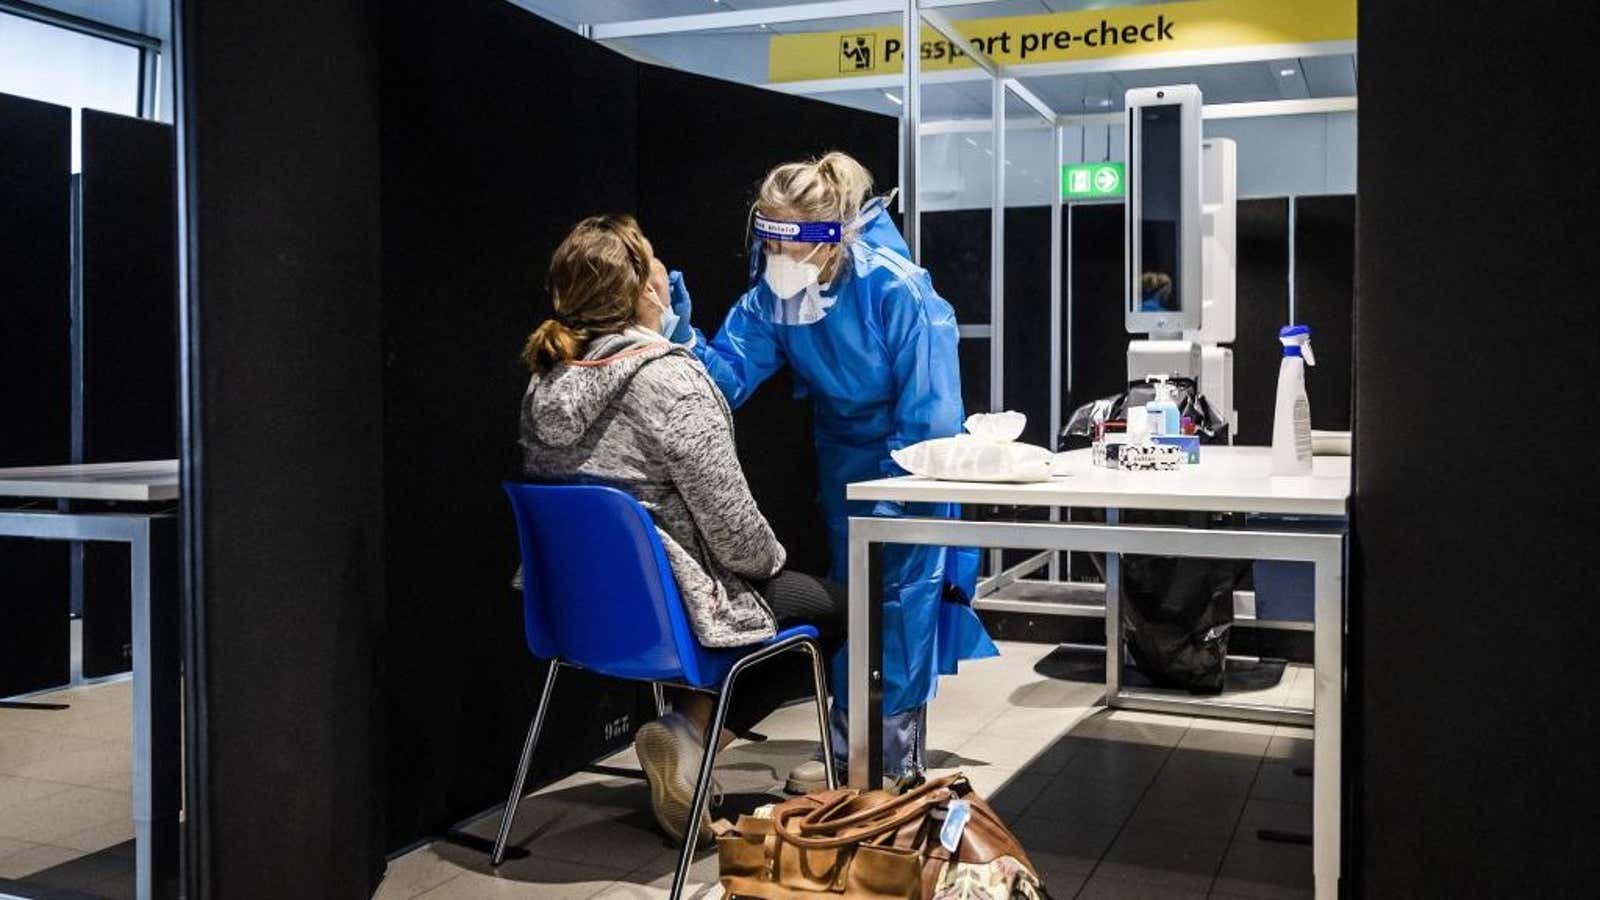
(800, 639), (837, 790)
(491, 660), (560, 867)
(669, 663), (743, 900)
(665, 630), (832, 896)
(652, 682), (668, 717)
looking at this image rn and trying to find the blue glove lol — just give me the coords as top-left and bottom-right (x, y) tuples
(666, 270), (695, 345)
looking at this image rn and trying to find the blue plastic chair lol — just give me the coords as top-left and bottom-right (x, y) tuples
(493, 482), (835, 897)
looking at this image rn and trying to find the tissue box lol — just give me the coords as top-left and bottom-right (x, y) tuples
(1121, 444), (1187, 471)
(1152, 434), (1200, 464)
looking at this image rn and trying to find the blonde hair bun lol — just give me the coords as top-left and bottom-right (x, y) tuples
(756, 151), (874, 235)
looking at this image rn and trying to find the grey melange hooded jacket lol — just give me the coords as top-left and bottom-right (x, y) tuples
(519, 327), (783, 647)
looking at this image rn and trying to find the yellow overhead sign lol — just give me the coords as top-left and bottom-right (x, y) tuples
(768, 0), (1356, 83)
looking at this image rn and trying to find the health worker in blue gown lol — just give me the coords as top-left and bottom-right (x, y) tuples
(662, 152), (997, 782)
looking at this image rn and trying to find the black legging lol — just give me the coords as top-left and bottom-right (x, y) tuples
(719, 569), (845, 736)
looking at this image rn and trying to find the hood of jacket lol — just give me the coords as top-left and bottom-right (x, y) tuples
(524, 327), (682, 448)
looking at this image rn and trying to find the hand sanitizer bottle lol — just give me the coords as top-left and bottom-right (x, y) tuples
(1271, 325), (1316, 475)
(1145, 375), (1181, 437)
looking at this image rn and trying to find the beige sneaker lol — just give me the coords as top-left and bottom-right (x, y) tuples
(784, 760), (909, 795)
(635, 714), (716, 845)
(784, 759), (832, 795)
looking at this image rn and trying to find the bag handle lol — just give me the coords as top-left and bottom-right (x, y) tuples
(771, 796), (937, 849)
(799, 774), (963, 832)
(769, 775), (964, 849)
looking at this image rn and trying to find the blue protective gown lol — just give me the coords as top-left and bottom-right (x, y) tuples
(689, 207), (997, 716)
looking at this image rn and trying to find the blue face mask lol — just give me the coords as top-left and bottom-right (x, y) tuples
(647, 284), (679, 338)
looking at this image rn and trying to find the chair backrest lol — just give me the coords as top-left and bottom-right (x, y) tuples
(502, 481), (709, 684)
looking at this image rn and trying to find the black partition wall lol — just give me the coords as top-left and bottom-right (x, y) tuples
(0, 92), (71, 697)
(380, 0), (899, 852)
(379, 0), (643, 850)
(177, 0), (387, 895)
(1353, 1), (1597, 894)
(78, 109), (178, 679)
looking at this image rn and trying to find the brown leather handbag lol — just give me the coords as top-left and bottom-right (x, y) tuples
(717, 773), (1041, 900)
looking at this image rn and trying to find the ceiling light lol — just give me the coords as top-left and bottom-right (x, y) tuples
(1279, 67), (1297, 77)
(883, 91), (903, 106)
(1097, 98), (1113, 107)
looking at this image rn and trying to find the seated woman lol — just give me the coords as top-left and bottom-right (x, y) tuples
(518, 214), (844, 844)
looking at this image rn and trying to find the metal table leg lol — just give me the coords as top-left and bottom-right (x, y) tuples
(841, 513), (1343, 896)
(1104, 508), (1122, 706)
(846, 528), (882, 788)
(0, 510), (179, 900)
(1313, 545), (1344, 900)
(132, 515), (179, 900)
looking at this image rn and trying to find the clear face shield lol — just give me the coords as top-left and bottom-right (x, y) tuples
(747, 190), (900, 324)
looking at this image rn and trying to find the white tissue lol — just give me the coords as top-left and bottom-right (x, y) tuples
(889, 411), (1056, 483)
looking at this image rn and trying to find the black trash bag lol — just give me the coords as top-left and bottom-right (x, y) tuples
(1120, 547), (1250, 694)
(1061, 376), (1229, 449)
(1061, 377), (1242, 692)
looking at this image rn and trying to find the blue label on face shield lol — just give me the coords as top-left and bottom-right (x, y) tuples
(753, 214), (842, 244)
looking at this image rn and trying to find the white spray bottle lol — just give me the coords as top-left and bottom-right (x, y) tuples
(1271, 325), (1315, 475)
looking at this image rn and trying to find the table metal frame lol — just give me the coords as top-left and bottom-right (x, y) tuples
(0, 509), (178, 900)
(846, 514), (1345, 900)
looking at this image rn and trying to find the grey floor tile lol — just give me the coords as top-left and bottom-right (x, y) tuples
(1212, 837), (1314, 898)
(987, 772), (1052, 818)
(1071, 713), (1190, 748)
(1174, 727), (1272, 759)
(499, 812), (665, 875)
(1263, 732), (1313, 766)
(1029, 860), (1089, 899)
(1156, 751), (1261, 796)
(1058, 739), (1172, 787)
(0, 842), (85, 879)
(0, 774), (76, 810)
(375, 846), (468, 900)
(1011, 815), (1122, 870)
(1077, 872), (1210, 899)
(1097, 826), (1229, 890)
(54, 817), (135, 854)
(1125, 783), (1248, 833)
(1024, 775), (1148, 826)
(87, 871), (136, 900)
(0, 786), (129, 844)
(1233, 798), (1311, 838)
(414, 861), (618, 900)
(611, 846), (720, 897)
(958, 733), (1079, 777)
(957, 734), (1071, 773)
(963, 766), (1022, 800)
(1248, 762), (1312, 805)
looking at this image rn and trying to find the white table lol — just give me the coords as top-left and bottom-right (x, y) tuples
(0, 461), (180, 900)
(845, 447), (1349, 899)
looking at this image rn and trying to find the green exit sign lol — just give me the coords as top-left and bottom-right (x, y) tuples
(1062, 162), (1125, 199)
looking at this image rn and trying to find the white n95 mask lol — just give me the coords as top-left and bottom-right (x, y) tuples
(763, 246), (824, 299)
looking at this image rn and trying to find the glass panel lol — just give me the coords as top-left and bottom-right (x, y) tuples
(0, 12), (142, 171)
(1003, 84), (1054, 208)
(918, 77), (992, 213)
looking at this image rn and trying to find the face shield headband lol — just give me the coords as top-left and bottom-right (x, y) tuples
(746, 188), (901, 284)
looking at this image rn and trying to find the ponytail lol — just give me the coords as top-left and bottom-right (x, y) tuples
(522, 317), (587, 373)
(814, 151), (873, 220)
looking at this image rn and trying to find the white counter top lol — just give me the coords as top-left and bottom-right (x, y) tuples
(0, 460), (180, 502)
(847, 446), (1349, 517)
